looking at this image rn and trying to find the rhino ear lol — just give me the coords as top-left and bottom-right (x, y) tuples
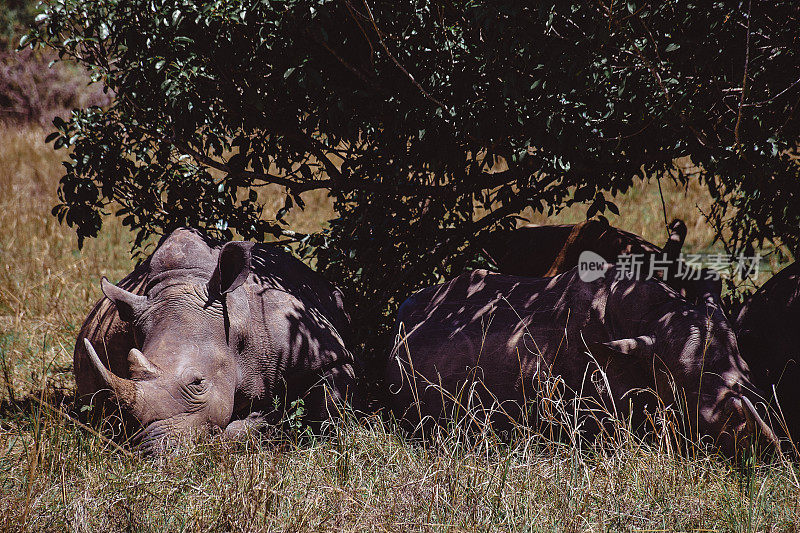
(588, 335), (656, 362)
(211, 241), (254, 295)
(101, 277), (147, 322)
(663, 219), (687, 262)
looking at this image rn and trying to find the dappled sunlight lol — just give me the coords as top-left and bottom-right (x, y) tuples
(389, 266), (785, 459)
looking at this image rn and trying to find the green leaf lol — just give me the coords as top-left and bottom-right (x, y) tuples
(30, 0), (800, 360)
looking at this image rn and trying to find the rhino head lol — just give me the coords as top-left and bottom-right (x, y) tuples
(593, 278), (782, 457)
(84, 240), (254, 453)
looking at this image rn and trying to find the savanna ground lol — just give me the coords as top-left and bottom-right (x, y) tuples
(2, 122), (800, 532)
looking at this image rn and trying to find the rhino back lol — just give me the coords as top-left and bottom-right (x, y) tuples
(483, 221), (661, 278)
(736, 262), (800, 340)
(481, 224), (574, 276)
(735, 262), (800, 368)
(389, 269), (615, 421)
(249, 245), (351, 339)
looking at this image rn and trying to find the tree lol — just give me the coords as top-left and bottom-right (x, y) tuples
(28, 0), (800, 354)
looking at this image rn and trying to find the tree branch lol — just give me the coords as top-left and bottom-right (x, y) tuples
(361, 0), (449, 111)
(167, 135), (334, 193)
(734, 0), (753, 148)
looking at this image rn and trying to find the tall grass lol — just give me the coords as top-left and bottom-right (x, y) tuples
(0, 124), (131, 403)
(2, 123), (799, 531)
(2, 392), (800, 531)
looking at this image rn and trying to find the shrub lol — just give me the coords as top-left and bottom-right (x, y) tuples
(26, 0), (800, 356)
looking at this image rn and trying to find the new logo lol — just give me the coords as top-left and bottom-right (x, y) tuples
(578, 251), (611, 282)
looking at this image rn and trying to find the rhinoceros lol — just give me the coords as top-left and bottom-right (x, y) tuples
(735, 261), (800, 442)
(75, 228), (359, 452)
(386, 267), (776, 456)
(482, 218), (721, 305)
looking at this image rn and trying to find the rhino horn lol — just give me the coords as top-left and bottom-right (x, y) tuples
(741, 395), (781, 451)
(128, 348), (161, 378)
(84, 338), (138, 408)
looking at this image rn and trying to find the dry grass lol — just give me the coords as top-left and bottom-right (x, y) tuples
(523, 174), (716, 253)
(2, 124), (800, 531)
(0, 124), (132, 403)
(2, 404), (800, 532)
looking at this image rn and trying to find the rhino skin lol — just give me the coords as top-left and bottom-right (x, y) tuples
(482, 218), (721, 306)
(75, 228), (359, 452)
(386, 267), (777, 457)
(735, 261), (800, 441)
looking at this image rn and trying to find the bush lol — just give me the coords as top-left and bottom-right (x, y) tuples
(26, 0), (800, 356)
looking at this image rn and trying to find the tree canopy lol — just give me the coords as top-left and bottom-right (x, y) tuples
(28, 0), (800, 351)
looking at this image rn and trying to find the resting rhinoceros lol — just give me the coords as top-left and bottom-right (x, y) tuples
(735, 261), (800, 442)
(75, 228), (359, 452)
(482, 218), (721, 306)
(386, 267), (776, 456)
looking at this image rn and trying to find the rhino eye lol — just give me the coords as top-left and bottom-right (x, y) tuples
(185, 377), (207, 393)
